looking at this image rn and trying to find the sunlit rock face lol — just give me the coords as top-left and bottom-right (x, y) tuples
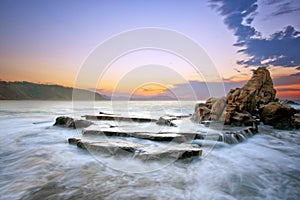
(192, 67), (297, 129)
(227, 67), (276, 113)
(225, 67), (276, 126)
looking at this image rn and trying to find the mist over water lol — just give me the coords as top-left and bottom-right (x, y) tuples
(0, 101), (299, 200)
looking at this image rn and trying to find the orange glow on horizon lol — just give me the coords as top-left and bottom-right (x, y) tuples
(131, 84), (170, 96)
(276, 91), (300, 100)
(97, 83), (172, 97)
(275, 84), (300, 100)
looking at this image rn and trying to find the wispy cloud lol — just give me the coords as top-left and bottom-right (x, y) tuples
(237, 25), (300, 68)
(276, 88), (300, 92)
(163, 80), (246, 100)
(93, 77), (300, 100)
(141, 87), (166, 93)
(167, 79), (300, 100)
(291, 72), (300, 77)
(210, 0), (259, 43)
(273, 75), (300, 85)
(268, 1), (300, 16)
(210, 0), (300, 71)
(263, 0), (282, 5)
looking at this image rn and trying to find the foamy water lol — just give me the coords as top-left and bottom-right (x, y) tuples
(0, 101), (299, 200)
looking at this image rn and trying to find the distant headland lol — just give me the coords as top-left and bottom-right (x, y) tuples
(0, 81), (107, 100)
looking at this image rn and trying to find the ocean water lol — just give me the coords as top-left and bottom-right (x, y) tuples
(0, 100), (299, 200)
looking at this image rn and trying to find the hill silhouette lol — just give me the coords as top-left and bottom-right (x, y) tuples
(0, 81), (106, 100)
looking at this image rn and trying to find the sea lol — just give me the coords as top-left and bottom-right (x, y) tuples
(0, 100), (299, 200)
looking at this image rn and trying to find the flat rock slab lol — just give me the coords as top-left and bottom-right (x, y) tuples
(138, 144), (202, 161)
(160, 125), (258, 144)
(82, 127), (186, 142)
(84, 115), (157, 123)
(75, 138), (145, 155)
(81, 125), (258, 144)
(68, 138), (202, 160)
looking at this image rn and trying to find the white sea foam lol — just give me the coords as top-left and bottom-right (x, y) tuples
(0, 101), (299, 199)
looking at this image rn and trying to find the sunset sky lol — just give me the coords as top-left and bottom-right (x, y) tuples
(0, 0), (300, 100)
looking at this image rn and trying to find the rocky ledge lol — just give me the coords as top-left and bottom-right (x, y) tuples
(54, 114), (259, 160)
(82, 126), (186, 142)
(192, 67), (299, 130)
(68, 137), (202, 161)
(80, 125), (258, 144)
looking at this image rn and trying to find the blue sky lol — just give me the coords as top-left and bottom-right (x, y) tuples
(0, 0), (299, 99)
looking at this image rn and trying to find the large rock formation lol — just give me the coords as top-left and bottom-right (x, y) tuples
(225, 67), (276, 125)
(227, 67), (276, 112)
(193, 67), (297, 129)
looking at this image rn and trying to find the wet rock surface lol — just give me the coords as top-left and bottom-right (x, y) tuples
(74, 138), (145, 155)
(65, 123), (258, 160)
(56, 121), (258, 160)
(55, 105), (260, 161)
(137, 144), (202, 161)
(82, 126), (186, 142)
(68, 137), (202, 160)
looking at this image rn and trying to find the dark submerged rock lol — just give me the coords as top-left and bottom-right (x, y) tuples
(68, 138), (81, 144)
(260, 102), (297, 129)
(54, 116), (93, 128)
(156, 116), (177, 127)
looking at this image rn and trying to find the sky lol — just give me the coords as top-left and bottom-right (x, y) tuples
(0, 0), (299, 100)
